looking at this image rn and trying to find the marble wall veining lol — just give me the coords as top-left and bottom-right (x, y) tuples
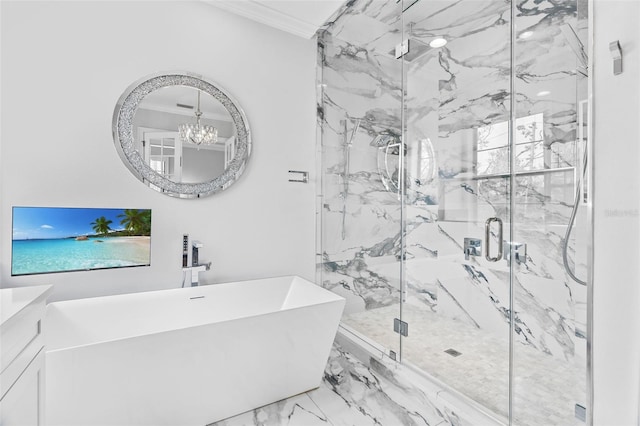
(317, 24), (405, 320)
(317, 0), (588, 423)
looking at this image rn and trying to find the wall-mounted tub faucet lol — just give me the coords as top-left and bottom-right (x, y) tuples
(181, 235), (211, 287)
(190, 240), (211, 286)
(189, 263), (211, 287)
(192, 240), (203, 266)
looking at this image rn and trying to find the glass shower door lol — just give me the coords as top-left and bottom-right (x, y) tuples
(400, 0), (513, 420)
(399, 0), (589, 424)
(510, 1), (590, 424)
(316, 0), (406, 360)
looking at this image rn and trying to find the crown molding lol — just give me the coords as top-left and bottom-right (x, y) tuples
(203, 1), (327, 39)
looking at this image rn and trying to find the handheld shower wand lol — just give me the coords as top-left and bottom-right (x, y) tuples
(341, 117), (360, 240)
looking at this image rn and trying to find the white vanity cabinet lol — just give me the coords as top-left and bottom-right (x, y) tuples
(0, 286), (52, 426)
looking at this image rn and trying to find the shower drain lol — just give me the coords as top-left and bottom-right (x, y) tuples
(444, 348), (462, 357)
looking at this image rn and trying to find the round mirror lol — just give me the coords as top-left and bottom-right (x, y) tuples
(112, 72), (251, 198)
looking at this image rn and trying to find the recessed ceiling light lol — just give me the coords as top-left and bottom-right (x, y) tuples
(519, 31), (534, 39)
(537, 90), (551, 97)
(429, 38), (447, 48)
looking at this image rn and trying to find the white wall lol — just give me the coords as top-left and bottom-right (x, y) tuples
(593, 0), (640, 424)
(0, 1), (317, 302)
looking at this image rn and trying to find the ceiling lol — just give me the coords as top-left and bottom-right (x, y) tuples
(203, 0), (344, 39)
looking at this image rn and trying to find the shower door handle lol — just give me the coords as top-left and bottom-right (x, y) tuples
(485, 217), (503, 262)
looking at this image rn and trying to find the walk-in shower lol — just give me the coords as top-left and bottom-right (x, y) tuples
(316, 0), (591, 424)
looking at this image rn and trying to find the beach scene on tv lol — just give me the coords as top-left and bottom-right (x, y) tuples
(12, 207), (152, 276)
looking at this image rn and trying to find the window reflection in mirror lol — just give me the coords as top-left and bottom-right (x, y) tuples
(133, 86), (236, 184)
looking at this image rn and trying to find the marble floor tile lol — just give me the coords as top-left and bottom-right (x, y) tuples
(209, 393), (329, 426)
(310, 347), (448, 426)
(210, 323), (581, 426)
(210, 343), (452, 426)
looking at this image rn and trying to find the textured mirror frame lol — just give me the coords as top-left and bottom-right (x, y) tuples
(112, 72), (251, 198)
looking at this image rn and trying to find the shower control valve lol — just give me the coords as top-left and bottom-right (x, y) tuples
(463, 238), (482, 261)
(504, 241), (527, 266)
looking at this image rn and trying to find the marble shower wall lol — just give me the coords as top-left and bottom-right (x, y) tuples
(318, 0), (587, 377)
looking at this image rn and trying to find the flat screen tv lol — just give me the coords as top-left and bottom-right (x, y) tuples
(12, 207), (152, 276)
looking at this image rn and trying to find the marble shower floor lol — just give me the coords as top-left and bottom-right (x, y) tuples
(210, 342), (456, 426)
(210, 308), (585, 426)
(344, 304), (586, 426)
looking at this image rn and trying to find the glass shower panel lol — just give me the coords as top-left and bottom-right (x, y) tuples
(317, 1), (589, 423)
(317, 1), (405, 359)
(511, 0), (589, 424)
(401, 0), (513, 420)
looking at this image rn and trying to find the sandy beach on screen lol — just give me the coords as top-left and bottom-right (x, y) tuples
(102, 236), (151, 248)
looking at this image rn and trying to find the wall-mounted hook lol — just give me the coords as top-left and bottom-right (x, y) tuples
(288, 170), (309, 183)
(609, 40), (622, 75)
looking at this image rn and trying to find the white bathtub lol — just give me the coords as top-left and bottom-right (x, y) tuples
(45, 276), (345, 426)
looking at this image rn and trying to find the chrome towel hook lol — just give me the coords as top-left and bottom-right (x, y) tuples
(609, 40), (622, 75)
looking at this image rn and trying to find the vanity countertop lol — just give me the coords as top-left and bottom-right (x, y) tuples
(0, 285), (53, 327)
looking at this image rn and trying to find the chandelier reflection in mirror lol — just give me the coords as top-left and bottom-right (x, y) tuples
(178, 90), (218, 147)
(112, 72), (252, 198)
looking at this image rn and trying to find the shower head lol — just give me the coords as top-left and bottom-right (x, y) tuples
(370, 134), (398, 147)
(371, 133), (406, 157)
(561, 23), (589, 76)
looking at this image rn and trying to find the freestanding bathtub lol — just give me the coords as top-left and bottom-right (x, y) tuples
(45, 276), (345, 426)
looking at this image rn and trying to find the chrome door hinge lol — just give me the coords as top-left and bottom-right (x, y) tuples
(575, 404), (586, 422)
(395, 39), (409, 59)
(394, 318), (408, 336)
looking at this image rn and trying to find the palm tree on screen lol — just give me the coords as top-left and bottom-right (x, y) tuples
(91, 217), (113, 236)
(118, 209), (151, 235)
